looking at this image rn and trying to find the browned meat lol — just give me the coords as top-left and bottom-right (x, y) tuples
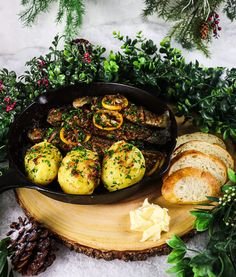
(73, 96), (93, 108)
(47, 108), (63, 126)
(89, 122), (170, 145)
(84, 136), (113, 156)
(46, 107), (170, 146)
(89, 97), (170, 128)
(90, 122), (150, 141)
(123, 104), (170, 128)
(45, 128), (61, 145)
(145, 128), (171, 145)
(143, 110), (169, 128)
(66, 109), (92, 130)
(27, 128), (45, 143)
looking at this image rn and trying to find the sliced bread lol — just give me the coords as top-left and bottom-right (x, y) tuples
(167, 150), (227, 186)
(172, 140), (234, 169)
(162, 167), (220, 204)
(176, 132), (226, 149)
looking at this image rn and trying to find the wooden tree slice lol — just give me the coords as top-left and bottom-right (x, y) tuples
(16, 184), (197, 261)
(15, 116), (235, 261)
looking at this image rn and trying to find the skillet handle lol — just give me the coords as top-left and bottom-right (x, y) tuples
(0, 168), (32, 194)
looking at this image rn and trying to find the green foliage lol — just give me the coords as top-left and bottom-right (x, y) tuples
(0, 238), (13, 277)
(105, 32), (236, 144)
(0, 69), (24, 161)
(224, 0), (236, 21)
(18, 1), (236, 53)
(167, 169), (236, 276)
(1, 32), (236, 162)
(143, 0), (236, 55)
(21, 35), (105, 99)
(104, 31), (163, 86)
(20, 0), (85, 38)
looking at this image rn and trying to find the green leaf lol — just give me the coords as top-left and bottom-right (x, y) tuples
(166, 264), (184, 274)
(222, 183), (233, 192)
(190, 211), (213, 231)
(192, 265), (215, 277)
(219, 253), (236, 277)
(176, 271), (185, 277)
(206, 196), (219, 202)
(190, 252), (217, 276)
(223, 130), (229, 140)
(0, 238), (9, 251)
(167, 249), (186, 264)
(160, 37), (170, 48)
(167, 235), (187, 250)
(207, 270), (217, 277)
(215, 242), (228, 252)
(0, 259), (8, 277)
(0, 251), (8, 276)
(227, 168), (236, 183)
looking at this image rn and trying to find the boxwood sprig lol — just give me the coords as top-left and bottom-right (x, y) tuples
(1, 32), (236, 162)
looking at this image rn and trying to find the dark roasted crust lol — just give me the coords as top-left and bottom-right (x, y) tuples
(15, 191), (197, 262)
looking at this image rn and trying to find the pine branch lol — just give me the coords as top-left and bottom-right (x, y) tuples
(19, 0), (85, 38)
(143, 0), (227, 55)
(19, 0), (55, 26)
(223, 0), (236, 21)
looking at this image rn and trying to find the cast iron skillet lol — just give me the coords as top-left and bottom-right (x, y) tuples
(0, 83), (177, 204)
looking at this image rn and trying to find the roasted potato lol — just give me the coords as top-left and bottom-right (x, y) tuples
(102, 140), (146, 191)
(24, 141), (62, 185)
(58, 148), (101, 195)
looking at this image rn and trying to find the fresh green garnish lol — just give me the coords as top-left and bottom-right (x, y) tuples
(166, 169), (236, 277)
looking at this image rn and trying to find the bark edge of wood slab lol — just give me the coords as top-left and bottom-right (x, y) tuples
(15, 186), (197, 261)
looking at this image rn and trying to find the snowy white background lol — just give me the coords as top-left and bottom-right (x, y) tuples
(0, 0), (235, 276)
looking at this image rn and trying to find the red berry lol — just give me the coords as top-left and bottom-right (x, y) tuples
(208, 16), (212, 21)
(86, 58), (91, 63)
(38, 60), (46, 67)
(215, 13), (219, 18)
(215, 20), (219, 24)
(43, 78), (49, 87)
(218, 26), (222, 31)
(211, 23), (215, 27)
(84, 52), (90, 58)
(6, 105), (14, 112)
(37, 80), (41, 86)
(4, 97), (11, 103)
(0, 80), (3, 91)
(213, 29), (217, 35)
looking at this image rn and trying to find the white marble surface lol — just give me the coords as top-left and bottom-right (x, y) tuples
(0, 1), (236, 277)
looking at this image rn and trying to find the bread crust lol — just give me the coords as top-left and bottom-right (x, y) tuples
(162, 167), (220, 204)
(167, 150), (227, 185)
(176, 132), (226, 149)
(172, 140), (234, 169)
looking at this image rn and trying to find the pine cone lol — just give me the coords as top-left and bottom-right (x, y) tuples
(7, 217), (57, 276)
(71, 38), (93, 54)
(200, 22), (209, 40)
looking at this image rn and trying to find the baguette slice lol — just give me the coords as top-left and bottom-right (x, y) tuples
(172, 140), (234, 169)
(162, 167), (220, 204)
(176, 132), (226, 149)
(168, 150), (227, 186)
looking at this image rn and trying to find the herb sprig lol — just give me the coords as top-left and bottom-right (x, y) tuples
(166, 169), (236, 277)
